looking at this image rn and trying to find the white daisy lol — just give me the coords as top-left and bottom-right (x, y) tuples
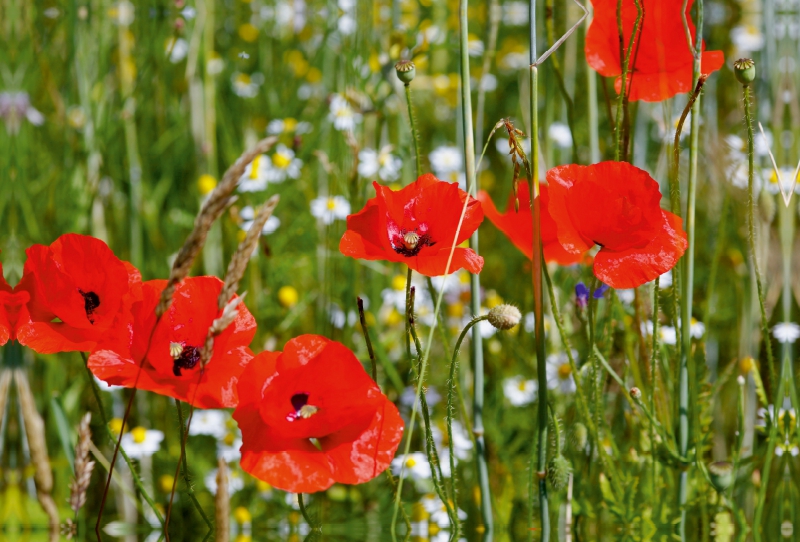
(238, 155), (271, 192)
(239, 205), (281, 235)
(358, 146), (402, 181)
(231, 72), (262, 98)
(188, 410), (228, 439)
(310, 195), (350, 225)
(547, 122), (573, 149)
(730, 25), (765, 52)
(328, 94), (362, 132)
(503, 375), (538, 406)
(545, 352), (577, 394)
(391, 452), (432, 480)
(763, 167), (800, 196)
(121, 427), (164, 459)
(264, 144), (302, 183)
(217, 437), (242, 463)
(616, 289), (636, 304)
(266, 118), (312, 135)
(502, 1), (528, 26)
(773, 322), (800, 343)
(428, 145), (463, 179)
(166, 37), (188, 63)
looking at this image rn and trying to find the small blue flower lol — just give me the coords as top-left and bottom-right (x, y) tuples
(575, 282), (589, 308)
(593, 283), (610, 299)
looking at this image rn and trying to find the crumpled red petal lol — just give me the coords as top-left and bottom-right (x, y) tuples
(585, 0), (724, 102)
(593, 210), (687, 289)
(339, 174), (484, 277)
(478, 183), (583, 265)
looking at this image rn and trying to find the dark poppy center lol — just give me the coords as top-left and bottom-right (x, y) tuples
(78, 289), (101, 324)
(390, 228), (435, 257)
(286, 392), (319, 422)
(291, 393), (309, 411)
(172, 346), (201, 376)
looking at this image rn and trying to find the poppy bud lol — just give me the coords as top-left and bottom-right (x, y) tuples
(547, 455), (572, 491)
(569, 422), (588, 451)
(708, 461), (733, 492)
(733, 58), (756, 86)
(488, 304), (522, 330)
(394, 60), (415, 85)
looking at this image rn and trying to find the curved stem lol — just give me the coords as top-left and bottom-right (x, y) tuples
(174, 399), (214, 532)
(446, 315), (490, 526)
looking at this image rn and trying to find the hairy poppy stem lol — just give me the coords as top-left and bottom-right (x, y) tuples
(744, 78), (782, 535)
(403, 84), (422, 179)
(408, 307), (459, 529)
(613, 0), (641, 161)
(446, 314), (490, 525)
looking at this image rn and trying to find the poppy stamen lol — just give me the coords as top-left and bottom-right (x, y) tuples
(78, 289), (101, 324)
(391, 228), (434, 257)
(172, 344), (201, 376)
(286, 393), (319, 421)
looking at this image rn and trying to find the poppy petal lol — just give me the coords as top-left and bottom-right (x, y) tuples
(322, 396), (404, 485)
(593, 210), (687, 288)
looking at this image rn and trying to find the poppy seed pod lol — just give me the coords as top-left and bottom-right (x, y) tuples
(708, 461), (734, 492)
(488, 304), (522, 330)
(394, 60), (415, 84)
(733, 58), (756, 86)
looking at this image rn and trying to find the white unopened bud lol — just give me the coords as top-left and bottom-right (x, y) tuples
(630, 387), (642, 400)
(487, 304), (522, 330)
(737, 375), (746, 386)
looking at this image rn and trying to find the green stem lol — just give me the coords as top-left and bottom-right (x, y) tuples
(459, 0), (491, 531)
(297, 493), (317, 528)
(678, 2), (704, 532)
(81, 358), (164, 526)
(544, 0), (578, 158)
(613, 0), (642, 161)
(408, 320), (459, 530)
(357, 297), (378, 382)
(174, 399), (213, 532)
(446, 315), (490, 527)
(529, 0), (549, 532)
(745, 81), (779, 533)
(404, 84), (422, 179)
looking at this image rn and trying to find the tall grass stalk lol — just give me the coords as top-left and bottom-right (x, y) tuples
(456, 0), (493, 532)
(677, 2), (705, 533)
(527, 0), (550, 537)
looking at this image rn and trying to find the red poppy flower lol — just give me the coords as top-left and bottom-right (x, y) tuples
(233, 335), (404, 493)
(339, 174), (484, 276)
(15, 234), (142, 354)
(477, 182), (582, 265)
(546, 161), (687, 288)
(585, 0), (724, 102)
(88, 277), (256, 409)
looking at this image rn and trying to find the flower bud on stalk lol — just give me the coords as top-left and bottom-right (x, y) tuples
(487, 304), (522, 330)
